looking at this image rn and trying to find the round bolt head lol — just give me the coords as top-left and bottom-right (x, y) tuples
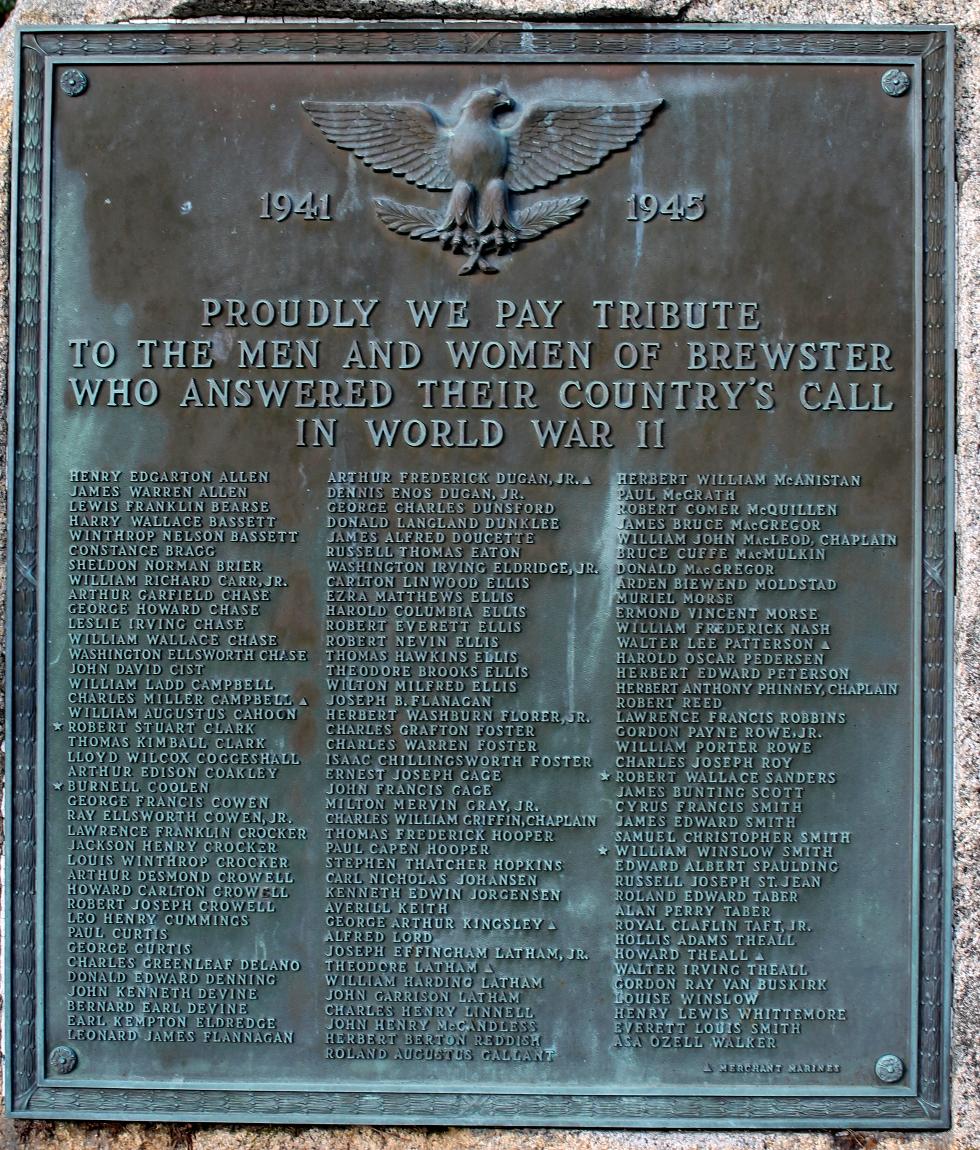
(49, 1045), (78, 1074)
(881, 69), (911, 97)
(60, 69), (88, 97)
(875, 1053), (905, 1083)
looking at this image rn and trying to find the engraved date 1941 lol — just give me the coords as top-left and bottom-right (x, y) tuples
(259, 192), (333, 221)
(627, 192), (705, 221)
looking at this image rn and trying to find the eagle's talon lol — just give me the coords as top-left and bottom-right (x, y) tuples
(440, 227), (468, 251)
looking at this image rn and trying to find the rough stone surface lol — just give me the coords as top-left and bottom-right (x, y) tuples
(0, 2), (976, 1149)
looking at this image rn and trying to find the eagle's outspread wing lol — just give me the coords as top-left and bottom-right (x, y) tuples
(302, 100), (455, 191)
(504, 101), (663, 193)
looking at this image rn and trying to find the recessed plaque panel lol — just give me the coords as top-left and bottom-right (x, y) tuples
(6, 23), (953, 1128)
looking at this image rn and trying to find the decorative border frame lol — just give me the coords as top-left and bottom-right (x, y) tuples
(5, 22), (954, 1129)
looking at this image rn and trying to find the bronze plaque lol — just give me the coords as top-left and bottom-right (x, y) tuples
(6, 23), (953, 1128)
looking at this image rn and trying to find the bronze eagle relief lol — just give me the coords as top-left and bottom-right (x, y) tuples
(303, 87), (662, 274)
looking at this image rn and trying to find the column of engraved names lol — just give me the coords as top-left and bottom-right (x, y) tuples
(612, 471), (887, 1063)
(322, 470), (595, 1067)
(59, 468), (306, 1051)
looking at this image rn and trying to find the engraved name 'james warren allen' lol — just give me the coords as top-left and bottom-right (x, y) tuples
(303, 87), (662, 274)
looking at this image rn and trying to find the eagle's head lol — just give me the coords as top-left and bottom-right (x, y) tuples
(464, 87), (515, 119)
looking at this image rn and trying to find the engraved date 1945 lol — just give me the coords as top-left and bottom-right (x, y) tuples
(627, 192), (705, 221)
(259, 192), (333, 221)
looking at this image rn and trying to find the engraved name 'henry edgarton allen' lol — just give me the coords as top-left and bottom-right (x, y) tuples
(303, 87), (662, 274)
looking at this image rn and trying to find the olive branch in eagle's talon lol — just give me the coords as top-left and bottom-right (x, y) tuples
(303, 88), (661, 274)
(373, 193), (589, 274)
